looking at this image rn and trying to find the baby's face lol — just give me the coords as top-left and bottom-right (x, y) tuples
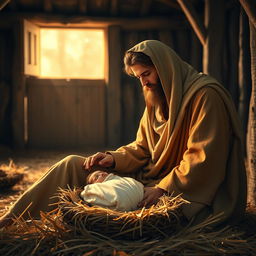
(88, 171), (108, 184)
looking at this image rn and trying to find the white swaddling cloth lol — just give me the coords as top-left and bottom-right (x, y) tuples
(80, 174), (144, 211)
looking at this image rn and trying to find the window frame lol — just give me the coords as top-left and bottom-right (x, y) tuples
(24, 19), (108, 81)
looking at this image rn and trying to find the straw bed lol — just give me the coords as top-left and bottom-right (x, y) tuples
(1, 188), (256, 255)
(57, 187), (188, 239)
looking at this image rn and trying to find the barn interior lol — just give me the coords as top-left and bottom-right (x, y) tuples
(0, 0), (256, 254)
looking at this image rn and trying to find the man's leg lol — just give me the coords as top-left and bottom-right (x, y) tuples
(0, 155), (87, 225)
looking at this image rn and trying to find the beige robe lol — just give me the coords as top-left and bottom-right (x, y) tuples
(109, 40), (247, 224)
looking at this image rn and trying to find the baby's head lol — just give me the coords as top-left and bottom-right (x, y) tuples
(87, 170), (109, 184)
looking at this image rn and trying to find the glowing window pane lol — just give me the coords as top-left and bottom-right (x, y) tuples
(40, 29), (105, 79)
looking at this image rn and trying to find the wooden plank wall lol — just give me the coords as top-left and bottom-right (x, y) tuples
(26, 79), (105, 149)
(0, 29), (12, 146)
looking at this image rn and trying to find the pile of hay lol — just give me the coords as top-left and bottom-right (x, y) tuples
(57, 187), (188, 240)
(0, 160), (24, 190)
(0, 209), (256, 256)
(0, 188), (256, 255)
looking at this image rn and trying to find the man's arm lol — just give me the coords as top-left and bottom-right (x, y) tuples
(107, 110), (151, 173)
(83, 110), (150, 173)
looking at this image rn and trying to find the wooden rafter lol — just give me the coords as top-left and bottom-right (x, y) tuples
(78, 0), (88, 14)
(0, 0), (10, 10)
(141, 0), (153, 16)
(3, 13), (186, 30)
(239, 0), (256, 29)
(110, 0), (118, 16)
(177, 0), (207, 46)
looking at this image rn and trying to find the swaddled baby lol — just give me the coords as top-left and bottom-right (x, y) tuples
(80, 170), (144, 211)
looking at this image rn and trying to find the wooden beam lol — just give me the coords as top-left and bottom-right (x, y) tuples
(203, 0), (225, 83)
(141, 0), (153, 16)
(0, 0), (10, 10)
(44, 0), (52, 12)
(177, 0), (207, 46)
(0, 13), (188, 30)
(239, 0), (256, 29)
(106, 26), (121, 147)
(110, 0), (118, 16)
(78, 0), (88, 14)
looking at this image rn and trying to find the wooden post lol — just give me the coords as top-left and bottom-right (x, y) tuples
(239, 0), (256, 29)
(106, 26), (121, 148)
(238, 9), (251, 148)
(247, 21), (256, 207)
(203, 0), (225, 83)
(190, 30), (202, 72)
(228, 6), (240, 108)
(12, 19), (26, 148)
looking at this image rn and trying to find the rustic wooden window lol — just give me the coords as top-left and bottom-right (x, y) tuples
(40, 28), (105, 79)
(24, 21), (105, 79)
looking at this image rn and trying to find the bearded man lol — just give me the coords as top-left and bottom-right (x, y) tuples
(0, 40), (247, 228)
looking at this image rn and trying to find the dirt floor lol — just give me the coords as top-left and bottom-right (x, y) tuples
(0, 149), (256, 237)
(0, 149), (98, 217)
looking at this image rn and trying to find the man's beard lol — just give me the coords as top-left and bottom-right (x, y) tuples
(143, 82), (166, 108)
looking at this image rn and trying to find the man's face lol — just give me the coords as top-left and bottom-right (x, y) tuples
(88, 171), (108, 184)
(131, 64), (165, 107)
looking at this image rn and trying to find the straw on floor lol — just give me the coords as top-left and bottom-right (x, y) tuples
(0, 187), (256, 255)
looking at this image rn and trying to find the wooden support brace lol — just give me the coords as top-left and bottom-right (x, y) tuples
(0, 0), (10, 10)
(239, 0), (256, 29)
(177, 0), (207, 46)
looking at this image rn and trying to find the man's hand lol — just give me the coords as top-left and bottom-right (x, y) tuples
(83, 152), (115, 170)
(138, 187), (165, 208)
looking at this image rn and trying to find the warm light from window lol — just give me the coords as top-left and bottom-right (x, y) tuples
(40, 29), (105, 79)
